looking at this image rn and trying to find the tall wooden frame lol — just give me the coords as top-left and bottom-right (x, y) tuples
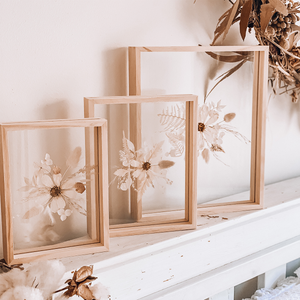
(0, 118), (109, 264)
(128, 46), (268, 215)
(84, 94), (197, 237)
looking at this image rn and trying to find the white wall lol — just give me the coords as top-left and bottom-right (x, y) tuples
(0, 0), (299, 258)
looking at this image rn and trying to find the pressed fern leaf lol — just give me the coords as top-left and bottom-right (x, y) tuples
(158, 105), (186, 132)
(166, 132), (185, 157)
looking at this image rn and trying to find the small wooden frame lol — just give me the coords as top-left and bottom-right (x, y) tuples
(84, 94), (198, 237)
(128, 46), (268, 214)
(0, 118), (109, 264)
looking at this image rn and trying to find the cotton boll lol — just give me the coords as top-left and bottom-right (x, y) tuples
(0, 268), (26, 295)
(90, 282), (110, 300)
(25, 260), (66, 299)
(0, 286), (44, 300)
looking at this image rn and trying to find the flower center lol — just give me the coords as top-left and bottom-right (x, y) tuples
(50, 186), (61, 197)
(142, 162), (151, 171)
(198, 122), (206, 132)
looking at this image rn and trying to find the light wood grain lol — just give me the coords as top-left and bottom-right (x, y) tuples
(84, 95), (198, 236)
(129, 46), (268, 216)
(0, 118), (109, 264)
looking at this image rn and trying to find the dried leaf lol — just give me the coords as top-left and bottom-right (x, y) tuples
(240, 0), (253, 40)
(205, 51), (246, 63)
(206, 59), (247, 99)
(66, 147), (82, 169)
(222, 0), (240, 43)
(158, 160), (175, 169)
(269, 0), (288, 15)
(260, 3), (275, 33)
(224, 113), (236, 122)
(23, 206), (44, 219)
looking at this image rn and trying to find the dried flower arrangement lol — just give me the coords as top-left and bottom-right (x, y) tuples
(159, 101), (249, 163)
(209, 0), (300, 102)
(113, 133), (175, 197)
(19, 147), (93, 223)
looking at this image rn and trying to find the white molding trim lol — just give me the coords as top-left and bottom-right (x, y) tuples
(61, 177), (300, 299)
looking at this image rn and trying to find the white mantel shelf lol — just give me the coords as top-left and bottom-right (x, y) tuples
(61, 177), (300, 300)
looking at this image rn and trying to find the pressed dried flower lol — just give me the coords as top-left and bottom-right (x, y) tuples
(114, 133), (175, 197)
(159, 101), (249, 164)
(20, 147), (92, 222)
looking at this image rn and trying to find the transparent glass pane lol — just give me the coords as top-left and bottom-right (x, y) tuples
(8, 126), (97, 251)
(94, 101), (186, 226)
(141, 50), (254, 205)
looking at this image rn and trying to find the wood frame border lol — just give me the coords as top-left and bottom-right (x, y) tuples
(0, 118), (109, 264)
(128, 45), (268, 215)
(84, 94), (198, 237)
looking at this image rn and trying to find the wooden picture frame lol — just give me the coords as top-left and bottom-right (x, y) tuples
(84, 94), (197, 237)
(0, 118), (109, 264)
(128, 46), (268, 214)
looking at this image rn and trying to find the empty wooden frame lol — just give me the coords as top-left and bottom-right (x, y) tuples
(0, 118), (109, 264)
(84, 94), (197, 237)
(128, 46), (268, 214)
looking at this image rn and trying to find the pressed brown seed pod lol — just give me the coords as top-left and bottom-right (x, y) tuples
(74, 182), (86, 194)
(224, 113), (236, 122)
(158, 160), (175, 169)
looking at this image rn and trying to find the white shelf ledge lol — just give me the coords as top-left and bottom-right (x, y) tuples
(61, 177), (300, 300)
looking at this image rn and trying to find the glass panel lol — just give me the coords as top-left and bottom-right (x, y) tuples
(94, 101), (186, 226)
(8, 126), (97, 251)
(141, 50), (254, 205)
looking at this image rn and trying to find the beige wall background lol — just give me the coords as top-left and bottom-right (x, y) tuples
(0, 0), (300, 257)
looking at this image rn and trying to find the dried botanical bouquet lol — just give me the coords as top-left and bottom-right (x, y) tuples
(209, 0), (300, 102)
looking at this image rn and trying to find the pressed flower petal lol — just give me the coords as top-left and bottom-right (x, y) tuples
(60, 214), (67, 221)
(65, 209), (72, 216)
(61, 178), (76, 189)
(198, 132), (205, 150)
(57, 208), (65, 216)
(202, 148), (210, 163)
(50, 196), (65, 213)
(120, 177), (132, 191)
(206, 112), (219, 125)
(53, 173), (62, 187)
(130, 160), (141, 168)
(41, 175), (54, 187)
(63, 189), (77, 199)
(132, 169), (142, 178)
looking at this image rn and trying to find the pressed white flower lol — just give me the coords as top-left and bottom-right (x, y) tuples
(197, 103), (220, 151)
(20, 148), (90, 222)
(159, 100), (249, 164)
(114, 134), (174, 196)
